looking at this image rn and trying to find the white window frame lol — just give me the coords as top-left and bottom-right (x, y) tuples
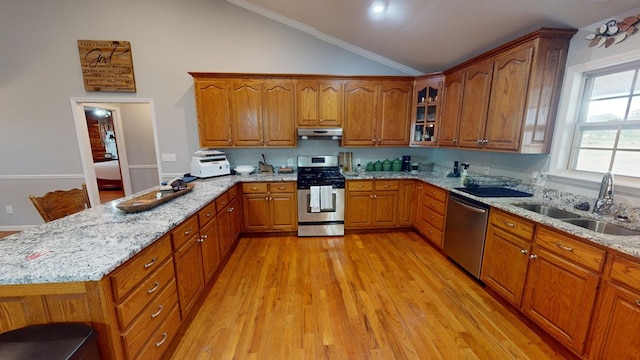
(568, 61), (640, 176)
(548, 47), (640, 195)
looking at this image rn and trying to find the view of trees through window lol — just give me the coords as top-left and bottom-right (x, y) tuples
(571, 63), (640, 178)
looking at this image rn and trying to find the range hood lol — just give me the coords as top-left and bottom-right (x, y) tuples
(297, 128), (343, 140)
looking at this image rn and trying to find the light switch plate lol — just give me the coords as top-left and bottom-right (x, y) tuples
(161, 153), (176, 162)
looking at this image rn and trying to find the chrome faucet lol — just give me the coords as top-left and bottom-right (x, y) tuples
(593, 171), (614, 215)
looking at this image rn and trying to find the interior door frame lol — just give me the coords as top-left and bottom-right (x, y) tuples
(70, 97), (162, 206)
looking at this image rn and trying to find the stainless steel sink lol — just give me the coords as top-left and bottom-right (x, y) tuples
(561, 218), (640, 236)
(514, 203), (583, 219)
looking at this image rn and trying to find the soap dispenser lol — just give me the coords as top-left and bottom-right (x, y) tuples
(460, 163), (470, 186)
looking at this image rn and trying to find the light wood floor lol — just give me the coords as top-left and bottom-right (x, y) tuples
(99, 189), (125, 204)
(171, 232), (569, 359)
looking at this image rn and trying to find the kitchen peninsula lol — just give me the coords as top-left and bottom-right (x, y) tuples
(1, 171), (639, 359)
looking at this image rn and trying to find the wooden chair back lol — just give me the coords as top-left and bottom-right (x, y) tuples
(29, 184), (91, 222)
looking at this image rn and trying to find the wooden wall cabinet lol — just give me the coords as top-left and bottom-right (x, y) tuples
(587, 255), (640, 360)
(342, 80), (412, 147)
(193, 79), (233, 147)
(242, 182), (297, 232)
(230, 79), (296, 147)
(481, 209), (535, 306)
(296, 79), (343, 127)
(346, 180), (399, 228)
(439, 28), (575, 153)
(410, 74), (443, 146)
(191, 75), (296, 148)
(456, 60), (494, 149)
(415, 182), (447, 247)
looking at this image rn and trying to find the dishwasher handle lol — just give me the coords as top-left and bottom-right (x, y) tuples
(450, 197), (487, 215)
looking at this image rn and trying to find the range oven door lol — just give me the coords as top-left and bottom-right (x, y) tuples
(297, 188), (345, 236)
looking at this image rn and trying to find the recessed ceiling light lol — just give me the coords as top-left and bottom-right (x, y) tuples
(372, 1), (386, 13)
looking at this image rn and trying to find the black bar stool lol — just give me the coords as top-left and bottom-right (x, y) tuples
(0, 323), (100, 360)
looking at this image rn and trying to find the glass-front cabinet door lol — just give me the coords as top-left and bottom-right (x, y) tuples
(411, 73), (443, 146)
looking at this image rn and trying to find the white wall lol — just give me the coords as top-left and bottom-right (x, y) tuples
(0, 0), (408, 228)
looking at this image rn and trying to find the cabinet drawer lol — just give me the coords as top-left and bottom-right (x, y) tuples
(121, 280), (178, 359)
(269, 182), (295, 193)
(242, 182), (268, 194)
(610, 255), (640, 292)
(348, 181), (373, 192)
(422, 208), (445, 230)
(490, 209), (534, 240)
(423, 183), (447, 203)
(422, 198), (446, 215)
(116, 259), (175, 329)
(419, 220), (443, 247)
(535, 227), (606, 272)
(228, 184), (240, 200)
(171, 215), (199, 251)
(198, 201), (217, 228)
(111, 235), (172, 301)
(374, 180), (399, 191)
(130, 305), (181, 360)
(215, 191), (230, 210)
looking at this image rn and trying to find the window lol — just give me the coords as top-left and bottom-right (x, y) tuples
(570, 61), (640, 178)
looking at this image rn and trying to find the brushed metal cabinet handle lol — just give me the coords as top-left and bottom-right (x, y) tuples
(151, 305), (164, 318)
(156, 333), (168, 347)
(147, 282), (160, 294)
(143, 257), (157, 269)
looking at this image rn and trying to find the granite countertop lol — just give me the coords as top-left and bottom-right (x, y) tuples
(1, 171), (638, 286)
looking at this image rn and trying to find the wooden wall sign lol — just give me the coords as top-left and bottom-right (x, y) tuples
(77, 40), (136, 92)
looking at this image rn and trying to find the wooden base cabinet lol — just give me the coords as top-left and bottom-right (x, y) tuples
(242, 182), (297, 232)
(110, 234), (179, 360)
(171, 215), (205, 317)
(415, 182), (447, 247)
(587, 255), (640, 360)
(346, 180), (399, 229)
(217, 185), (242, 259)
(522, 227), (605, 355)
(481, 209), (535, 306)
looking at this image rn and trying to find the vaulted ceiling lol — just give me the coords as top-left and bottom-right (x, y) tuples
(228, 0), (640, 74)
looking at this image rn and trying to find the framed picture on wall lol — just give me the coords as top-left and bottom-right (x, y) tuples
(77, 40), (136, 92)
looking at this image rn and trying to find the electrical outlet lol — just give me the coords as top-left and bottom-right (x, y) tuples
(287, 158), (294, 167)
(483, 166), (490, 175)
(355, 158), (361, 166)
(5, 205), (13, 214)
(161, 153), (176, 162)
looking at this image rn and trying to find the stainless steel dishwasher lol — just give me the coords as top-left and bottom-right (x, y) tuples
(443, 193), (489, 279)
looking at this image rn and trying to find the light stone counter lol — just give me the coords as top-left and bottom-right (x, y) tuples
(346, 171), (640, 260)
(1, 171), (638, 285)
(0, 174), (295, 285)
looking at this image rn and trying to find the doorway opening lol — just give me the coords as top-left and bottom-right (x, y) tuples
(70, 98), (162, 206)
(84, 106), (125, 203)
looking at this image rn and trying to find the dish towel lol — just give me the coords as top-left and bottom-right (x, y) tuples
(320, 185), (333, 211)
(310, 186), (320, 213)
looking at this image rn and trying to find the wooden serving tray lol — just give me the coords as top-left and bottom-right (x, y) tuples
(116, 183), (195, 213)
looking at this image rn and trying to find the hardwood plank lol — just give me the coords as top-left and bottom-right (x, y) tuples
(170, 232), (568, 359)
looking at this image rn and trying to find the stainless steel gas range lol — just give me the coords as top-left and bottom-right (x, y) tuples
(296, 155), (345, 236)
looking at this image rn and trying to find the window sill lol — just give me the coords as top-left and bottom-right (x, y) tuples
(545, 170), (640, 199)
